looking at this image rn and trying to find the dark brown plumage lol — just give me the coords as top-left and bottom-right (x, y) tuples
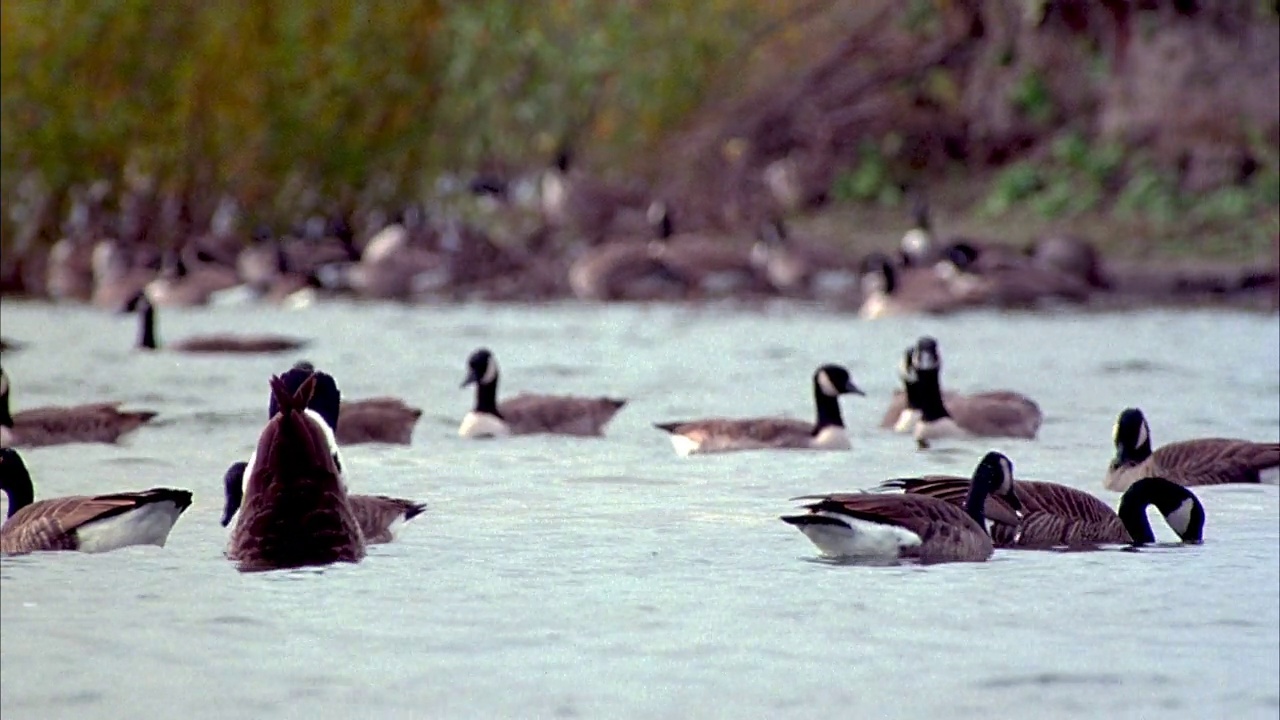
(460, 348), (627, 437)
(226, 374), (365, 572)
(786, 493), (997, 564)
(0, 367), (157, 448)
(884, 473), (1206, 547)
(350, 495), (428, 544)
(336, 398), (423, 445)
(1, 447), (192, 555)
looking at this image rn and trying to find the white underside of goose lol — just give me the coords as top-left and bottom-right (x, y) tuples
(915, 417), (970, 444)
(858, 293), (892, 320)
(76, 501), (188, 553)
(458, 411), (512, 439)
(795, 512), (922, 563)
(1261, 466), (1279, 485)
(892, 409), (921, 434)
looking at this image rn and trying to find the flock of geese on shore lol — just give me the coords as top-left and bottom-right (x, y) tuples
(1, 327), (1276, 569)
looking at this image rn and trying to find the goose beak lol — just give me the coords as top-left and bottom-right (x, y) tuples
(845, 381), (866, 396)
(460, 369), (478, 388)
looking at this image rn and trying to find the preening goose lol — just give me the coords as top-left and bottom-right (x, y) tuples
(220, 461), (426, 545)
(126, 291), (308, 354)
(653, 364), (865, 456)
(226, 373), (365, 572)
(1105, 407), (1279, 492)
(1, 367), (157, 448)
(906, 337), (1043, 449)
(1, 447), (192, 555)
(882, 473), (1205, 547)
(781, 451), (1022, 564)
(459, 348), (627, 438)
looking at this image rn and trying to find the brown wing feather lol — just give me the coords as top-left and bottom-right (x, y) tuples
(349, 495), (426, 544)
(1150, 439), (1280, 486)
(803, 493), (992, 563)
(880, 392), (909, 429)
(658, 417), (814, 447)
(880, 476), (1023, 529)
(499, 393), (626, 436)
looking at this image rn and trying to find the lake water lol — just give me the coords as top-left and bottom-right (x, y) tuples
(1, 299), (1278, 720)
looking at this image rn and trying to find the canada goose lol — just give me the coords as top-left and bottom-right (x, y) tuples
(144, 248), (240, 307)
(749, 219), (859, 300)
(907, 337), (1043, 449)
(459, 348), (627, 438)
(653, 364), (865, 456)
(780, 451), (1022, 564)
(226, 373), (365, 571)
(90, 239), (157, 311)
(935, 241), (1091, 308)
(219, 461), (426, 545)
(643, 201), (767, 298)
(879, 346), (967, 433)
(883, 473), (1205, 547)
(567, 239), (695, 301)
(1105, 407), (1280, 492)
(125, 291), (308, 354)
(539, 146), (652, 244)
(269, 361), (422, 445)
(856, 252), (969, 319)
(1026, 234), (1109, 290)
(1, 447), (192, 555)
(0, 367), (157, 448)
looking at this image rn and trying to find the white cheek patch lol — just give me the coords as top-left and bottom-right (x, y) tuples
(999, 457), (1014, 493)
(1166, 497), (1196, 537)
(897, 354), (916, 382)
(1136, 420), (1149, 449)
(901, 228), (931, 257)
(913, 350), (939, 372)
(817, 370), (839, 397)
(481, 358), (499, 385)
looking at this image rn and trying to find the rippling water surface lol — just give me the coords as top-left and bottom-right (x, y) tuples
(1, 300), (1278, 720)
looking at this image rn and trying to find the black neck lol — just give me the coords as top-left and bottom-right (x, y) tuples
(474, 379), (502, 417)
(910, 369), (950, 422)
(0, 387), (12, 427)
(2, 463), (34, 518)
(138, 303), (158, 350)
(656, 213), (673, 240)
(1117, 498), (1156, 544)
(811, 382), (845, 434)
(1115, 438), (1152, 467)
(963, 480), (990, 532)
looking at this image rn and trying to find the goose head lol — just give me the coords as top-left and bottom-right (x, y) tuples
(814, 364), (865, 399)
(1113, 407), (1152, 464)
(220, 461), (248, 527)
(858, 252), (898, 296)
(462, 348), (499, 389)
(910, 336), (941, 373)
(969, 451), (1023, 516)
(1117, 477), (1205, 545)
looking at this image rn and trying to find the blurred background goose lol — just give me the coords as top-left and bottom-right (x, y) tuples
(1, 367), (157, 447)
(459, 348), (627, 438)
(907, 337), (1043, 448)
(144, 247), (240, 307)
(227, 374), (365, 572)
(220, 461), (426, 545)
(780, 451), (1022, 564)
(1106, 407), (1280, 492)
(856, 252), (968, 318)
(125, 291), (308, 354)
(653, 363), (864, 456)
(936, 241), (1091, 309)
(1, 447), (192, 555)
(883, 472), (1204, 547)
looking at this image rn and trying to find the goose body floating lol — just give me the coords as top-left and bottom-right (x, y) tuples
(1, 448), (192, 555)
(781, 451), (1022, 564)
(654, 364), (865, 456)
(459, 348), (627, 438)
